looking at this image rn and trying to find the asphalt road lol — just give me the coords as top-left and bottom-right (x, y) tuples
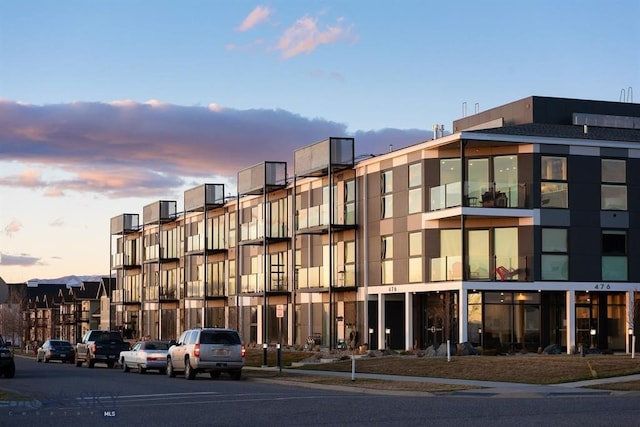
(1, 355), (640, 426)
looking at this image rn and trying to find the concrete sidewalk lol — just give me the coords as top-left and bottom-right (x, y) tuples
(248, 366), (640, 397)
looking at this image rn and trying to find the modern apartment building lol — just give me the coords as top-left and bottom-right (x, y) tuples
(109, 96), (640, 354)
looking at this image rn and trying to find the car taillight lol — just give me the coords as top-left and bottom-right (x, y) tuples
(91, 344), (96, 353)
(194, 343), (200, 357)
(241, 345), (246, 358)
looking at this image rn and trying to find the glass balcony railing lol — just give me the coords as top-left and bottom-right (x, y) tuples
(335, 264), (356, 288)
(111, 290), (123, 303)
(239, 221), (289, 240)
(186, 280), (204, 298)
(145, 245), (159, 260)
(430, 256), (463, 281)
(186, 235), (204, 252)
(241, 273), (264, 293)
(159, 285), (178, 299)
(123, 286), (139, 303)
(430, 181), (530, 211)
(112, 253), (140, 267)
(206, 282), (225, 297)
(267, 222), (289, 239)
(430, 255), (529, 281)
(296, 266), (329, 289)
(296, 203), (357, 231)
(430, 182), (461, 211)
(145, 285), (159, 301)
(240, 221), (264, 241)
(269, 275), (288, 292)
(186, 234), (227, 251)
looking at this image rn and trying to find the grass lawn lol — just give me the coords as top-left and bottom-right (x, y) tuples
(244, 349), (640, 392)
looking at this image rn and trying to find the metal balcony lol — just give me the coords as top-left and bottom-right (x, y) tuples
(237, 161), (287, 196)
(143, 200), (177, 225)
(110, 213), (140, 234)
(294, 137), (354, 178)
(184, 183), (225, 212)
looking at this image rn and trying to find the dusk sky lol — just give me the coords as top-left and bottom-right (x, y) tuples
(1, 1), (639, 284)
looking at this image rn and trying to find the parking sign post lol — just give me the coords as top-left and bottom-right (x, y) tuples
(276, 304), (285, 373)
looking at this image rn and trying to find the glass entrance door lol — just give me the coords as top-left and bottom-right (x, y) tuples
(576, 305), (595, 349)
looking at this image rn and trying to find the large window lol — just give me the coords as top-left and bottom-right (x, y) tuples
(541, 228), (568, 280)
(541, 156), (568, 208)
(344, 179), (356, 224)
(408, 232), (422, 282)
(381, 170), (393, 218)
(340, 240), (356, 286)
(408, 163), (422, 214)
(228, 260), (236, 295)
(208, 215), (225, 250)
(270, 252), (287, 291)
(206, 260), (225, 296)
(602, 230), (627, 281)
(494, 228), (519, 280)
(228, 213), (236, 247)
(268, 198), (288, 238)
(602, 159), (627, 210)
(381, 235), (393, 284)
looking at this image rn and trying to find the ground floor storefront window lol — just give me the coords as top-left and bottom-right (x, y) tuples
(467, 291), (628, 353)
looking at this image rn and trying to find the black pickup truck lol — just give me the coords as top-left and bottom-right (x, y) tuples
(75, 330), (130, 368)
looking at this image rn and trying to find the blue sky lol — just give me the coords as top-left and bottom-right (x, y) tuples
(1, 0), (639, 283)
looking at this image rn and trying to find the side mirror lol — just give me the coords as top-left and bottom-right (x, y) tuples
(169, 340), (177, 347)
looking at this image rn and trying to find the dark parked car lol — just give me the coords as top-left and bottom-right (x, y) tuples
(0, 335), (15, 378)
(37, 339), (75, 363)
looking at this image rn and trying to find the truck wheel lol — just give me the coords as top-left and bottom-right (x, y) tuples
(107, 361), (115, 369)
(184, 358), (195, 380)
(166, 358), (176, 377)
(122, 360), (130, 372)
(75, 357), (83, 367)
(137, 365), (146, 374)
(231, 370), (242, 381)
(88, 359), (95, 368)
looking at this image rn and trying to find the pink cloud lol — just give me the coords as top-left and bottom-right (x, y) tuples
(276, 15), (358, 59)
(0, 100), (431, 199)
(4, 219), (22, 237)
(237, 6), (272, 31)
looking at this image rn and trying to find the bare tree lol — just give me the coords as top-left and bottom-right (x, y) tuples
(0, 284), (27, 348)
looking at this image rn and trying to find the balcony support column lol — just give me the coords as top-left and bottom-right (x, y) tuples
(460, 140), (467, 281)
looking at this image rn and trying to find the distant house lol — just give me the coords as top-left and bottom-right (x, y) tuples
(0, 277), (109, 347)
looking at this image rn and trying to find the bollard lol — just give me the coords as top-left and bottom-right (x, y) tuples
(276, 343), (282, 373)
(262, 343), (268, 367)
(351, 351), (356, 382)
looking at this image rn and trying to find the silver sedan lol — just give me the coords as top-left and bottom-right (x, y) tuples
(119, 340), (170, 374)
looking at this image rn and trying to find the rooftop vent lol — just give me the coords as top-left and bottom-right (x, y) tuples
(432, 124), (445, 139)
